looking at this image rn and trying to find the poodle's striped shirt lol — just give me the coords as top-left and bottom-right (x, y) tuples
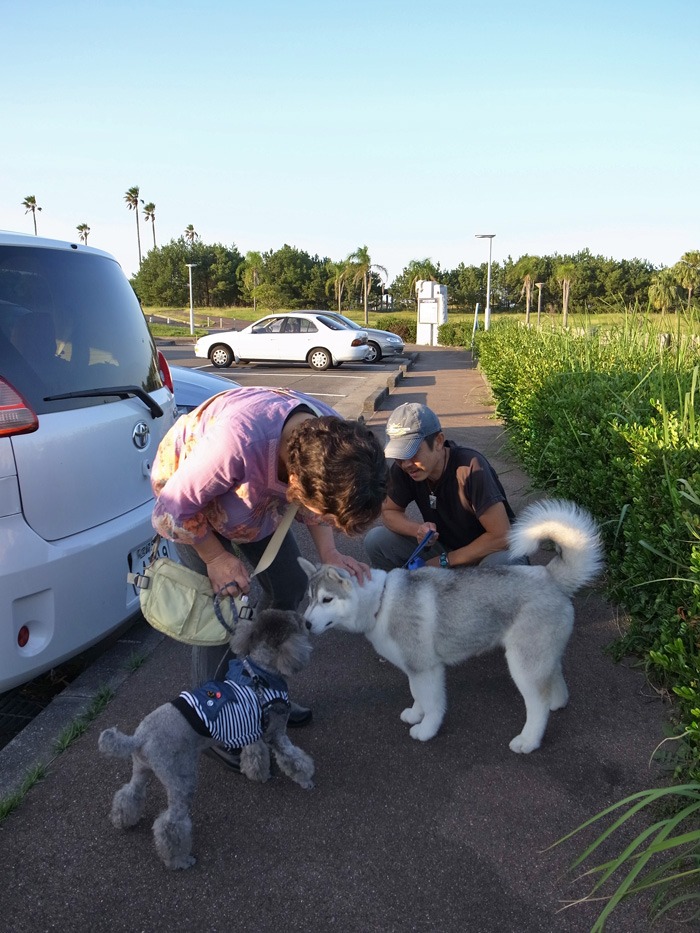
(173, 659), (290, 750)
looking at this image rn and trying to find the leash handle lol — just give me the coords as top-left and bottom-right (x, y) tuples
(403, 530), (436, 569)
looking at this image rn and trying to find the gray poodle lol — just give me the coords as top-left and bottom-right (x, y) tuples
(98, 609), (315, 870)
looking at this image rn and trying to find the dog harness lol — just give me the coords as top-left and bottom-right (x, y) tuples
(171, 658), (290, 750)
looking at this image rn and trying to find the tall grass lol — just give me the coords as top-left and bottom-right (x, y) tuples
(472, 306), (700, 929)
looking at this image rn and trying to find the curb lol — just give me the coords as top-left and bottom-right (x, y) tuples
(0, 621), (165, 799)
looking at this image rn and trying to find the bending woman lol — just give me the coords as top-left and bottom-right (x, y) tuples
(150, 386), (387, 763)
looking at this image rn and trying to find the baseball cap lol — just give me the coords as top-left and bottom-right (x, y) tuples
(384, 403), (442, 459)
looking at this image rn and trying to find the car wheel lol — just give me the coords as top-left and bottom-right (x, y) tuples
(209, 344), (234, 368)
(365, 341), (382, 363)
(308, 347), (332, 370)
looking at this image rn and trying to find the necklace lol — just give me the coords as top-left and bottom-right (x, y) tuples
(426, 448), (449, 510)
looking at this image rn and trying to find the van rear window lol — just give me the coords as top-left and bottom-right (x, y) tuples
(0, 246), (162, 414)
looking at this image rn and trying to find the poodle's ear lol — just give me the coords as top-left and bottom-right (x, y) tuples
(297, 556), (317, 578)
(230, 614), (255, 657)
(276, 631), (312, 677)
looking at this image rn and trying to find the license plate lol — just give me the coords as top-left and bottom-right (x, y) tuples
(128, 537), (175, 597)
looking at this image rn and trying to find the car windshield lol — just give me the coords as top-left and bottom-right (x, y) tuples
(0, 245), (162, 414)
(315, 315), (348, 331)
(326, 313), (361, 330)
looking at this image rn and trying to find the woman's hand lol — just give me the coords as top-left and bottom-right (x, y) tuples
(321, 548), (371, 584)
(204, 551), (251, 597)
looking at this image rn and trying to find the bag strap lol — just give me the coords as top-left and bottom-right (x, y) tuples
(250, 503), (298, 578)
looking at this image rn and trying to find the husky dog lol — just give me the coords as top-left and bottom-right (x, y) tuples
(301, 499), (603, 753)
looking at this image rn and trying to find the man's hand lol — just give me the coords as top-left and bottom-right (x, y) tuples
(416, 523), (438, 545)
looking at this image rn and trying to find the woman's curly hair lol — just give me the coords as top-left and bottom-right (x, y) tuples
(286, 416), (387, 535)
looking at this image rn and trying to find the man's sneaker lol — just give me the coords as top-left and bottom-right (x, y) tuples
(204, 745), (241, 771)
(287, 701), (313, 727)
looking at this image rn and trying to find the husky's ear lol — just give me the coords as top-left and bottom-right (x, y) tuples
(230, 614), (255, 656)
(298, 556), (317, 578)
(327, 566), (354, 588)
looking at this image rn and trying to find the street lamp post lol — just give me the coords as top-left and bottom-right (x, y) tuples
(475, 234), (495, 330)
(185, 263), (198, 336)
(535, 282), (545, 327)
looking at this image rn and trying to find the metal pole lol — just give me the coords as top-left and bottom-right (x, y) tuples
(185, 263), (197, 336)
(475, 234), (495, 331)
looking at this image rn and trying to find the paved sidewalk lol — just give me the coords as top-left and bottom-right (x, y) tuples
(0, 347), (669, 933)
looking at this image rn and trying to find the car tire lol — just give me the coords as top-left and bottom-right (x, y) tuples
(209, 344), (234, 368)
(307, 347), (332, 370)
(364, 341), (382, 363)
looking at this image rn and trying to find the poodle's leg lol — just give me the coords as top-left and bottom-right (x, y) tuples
(505, 646), (552, 754)
(110, 755), (151, 829)
(240, 740), (271, 783)
(151, 756), (198, 869)
(153, 803), (195, 870)
(269, 733), (315, 789)
(405, 667), (446, 741)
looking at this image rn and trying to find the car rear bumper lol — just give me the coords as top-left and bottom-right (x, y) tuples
(0, 504), (159, 692)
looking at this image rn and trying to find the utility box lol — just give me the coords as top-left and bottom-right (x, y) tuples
(415, 280), (448, 346)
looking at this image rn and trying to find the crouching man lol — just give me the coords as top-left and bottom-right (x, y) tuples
(364, 402), (528, 570)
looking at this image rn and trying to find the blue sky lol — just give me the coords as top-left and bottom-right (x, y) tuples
(2, 0), (697, 281)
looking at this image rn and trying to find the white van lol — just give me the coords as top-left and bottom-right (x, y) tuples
(0, 231), (180, 691)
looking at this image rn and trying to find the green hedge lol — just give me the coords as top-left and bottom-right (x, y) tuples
(472, 321), (700, 777)
(376, 315), (416, 343)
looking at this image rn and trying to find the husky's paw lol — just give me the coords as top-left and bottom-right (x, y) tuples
(509, 733), (540, 754)
(400, 706), (423, 725)
(409, 721), (439, 741)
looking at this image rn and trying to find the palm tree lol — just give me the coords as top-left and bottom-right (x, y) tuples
(76, 223), (90, 244)
(347, 246), (388, 326)
(674, 250), (700, 310)
(325, 261), (349, 313)
(22, 195), (42, 235)
(649, 268), (679, 314)
(555, 261), (577, 328)
(183, 224), (199, 246)
(520, 274), (534, 326)
(143, 202), (157, 249)
(405, 259), (439, 313)
(124, 186), (143, 265)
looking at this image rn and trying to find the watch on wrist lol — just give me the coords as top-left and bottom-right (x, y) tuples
(439, 552), (449, 568)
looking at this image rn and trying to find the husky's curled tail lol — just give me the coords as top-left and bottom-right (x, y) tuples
(508, 499), (604, 596)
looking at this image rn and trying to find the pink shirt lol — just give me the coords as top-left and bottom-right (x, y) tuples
(151, 386), (337, 545)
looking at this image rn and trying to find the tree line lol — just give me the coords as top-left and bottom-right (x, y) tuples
(19, 191), (700, 317)
(131, 238), (700, 319)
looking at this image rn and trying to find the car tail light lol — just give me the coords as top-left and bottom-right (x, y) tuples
(17, 626), (30, 649)
(0, 377), (39, 437)
(351, 337), (367, 347)
(157, 350), (174, 393)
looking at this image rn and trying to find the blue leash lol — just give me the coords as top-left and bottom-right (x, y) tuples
(403, 531), (437, 570)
